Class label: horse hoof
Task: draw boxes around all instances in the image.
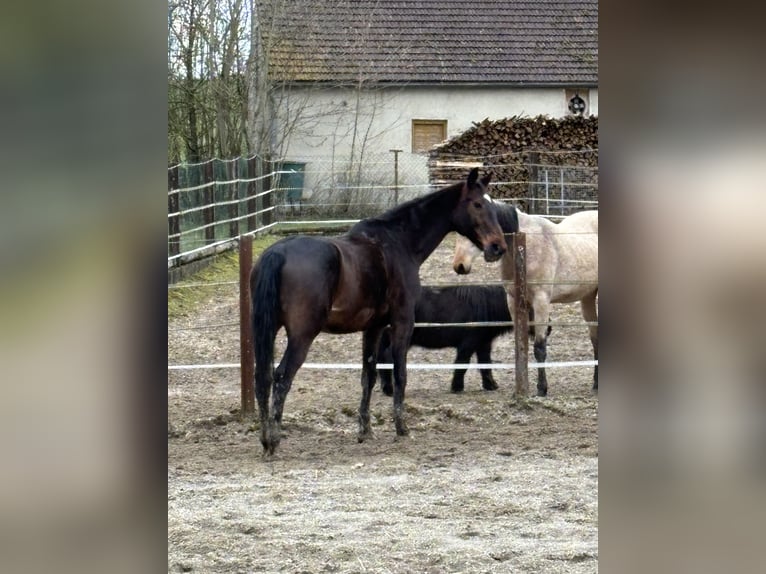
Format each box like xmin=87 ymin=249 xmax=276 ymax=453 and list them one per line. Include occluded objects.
xmin=260 ymin=430 xmax=270 ymax=452
xmin=450 ymin=378 xmax=465 ymax=393
xmin=357 ymin=425 xmax=373 ymax=443
xmin=357 ymin=431 xmax=372 ymax=443
xmin=261 ymin=422 xmax=281 ymax=455
xmin=260 ymin=439 xmax=278 ymax=458
xmin=482 ymin=381 xmax=499 ymax=391
xmin=381 ymin=385 xmax=393 ymax=397
xmin=537 ymin=388 xmax=548 ymax=397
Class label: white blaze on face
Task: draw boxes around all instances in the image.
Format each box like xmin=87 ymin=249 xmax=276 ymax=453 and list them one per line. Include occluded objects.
xmin=483 ymin=193 xmax=494 ymax=203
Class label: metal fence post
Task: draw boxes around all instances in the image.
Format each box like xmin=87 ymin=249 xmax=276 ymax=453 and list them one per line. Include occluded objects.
xmin=239 ymin=234 xmax=255 ymax=419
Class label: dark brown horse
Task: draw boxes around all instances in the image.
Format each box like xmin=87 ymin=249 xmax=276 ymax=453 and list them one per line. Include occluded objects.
xmin=251 ymin=169 xmax=507 ymax=455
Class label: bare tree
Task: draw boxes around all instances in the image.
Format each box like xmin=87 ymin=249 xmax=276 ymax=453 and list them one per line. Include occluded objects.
xmin=245 ymin=0 xmax=273 ymax=157
xmin=246 ymin=2 xmax=412 ymax=168
xmin=168 ymin=0 xmax=417 ymax=182
xmin=168 ymin=0 xmax=251 ymax=163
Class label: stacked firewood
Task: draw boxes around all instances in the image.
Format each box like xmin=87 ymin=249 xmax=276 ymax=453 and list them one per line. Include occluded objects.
xmin=428 ymin=115 xmax=598 ymax=202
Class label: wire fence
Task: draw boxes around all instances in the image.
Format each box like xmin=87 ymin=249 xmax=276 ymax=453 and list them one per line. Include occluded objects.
xmin=167 ymin=234 xmax=598 ymax=427
xmin=168 ymin=238 xmax=598 ymax=368
xmin=428 ymin=149 xmax=598 ymax=216
xmin=168 ymin=156 xmax=599 ymax=411
xmin=168 ymin=150 xmax=598 ymax=267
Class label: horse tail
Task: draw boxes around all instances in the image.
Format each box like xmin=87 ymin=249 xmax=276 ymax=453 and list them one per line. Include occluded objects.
xmin=252 ymin=249 xmax=285 ymax=406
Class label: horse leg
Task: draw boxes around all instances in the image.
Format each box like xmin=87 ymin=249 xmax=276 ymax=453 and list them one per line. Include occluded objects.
xmin=450 ymin=345 xmax=472 ymax=393
xmin=255 ymin=365 xmax=272 ymax=453
xmin=531 ymin=293 xmax=552 ymax=397
xmin=389 ymin=318 xmax=414 ymax=437
xmin=266 ymin=333 xmax=316 ymax=455
xmin=476 ymin=340 xmax=498 ymax=391
xmin=581 ymin=292 xmax=599 ymax=392
xmin=507 ymin=289 xmax=544 ymax=394
xmin=358 ymin=327 xmax=383 ymax=442
xmin=506 ymin=289 xmax=525 ymax=387
xmin=379 ymin=374 xmax=393 ymax=397
xmin=377 ymin=329 xmax=394 ymax=397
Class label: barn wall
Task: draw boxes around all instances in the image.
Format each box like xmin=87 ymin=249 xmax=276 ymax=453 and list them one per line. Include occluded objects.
xmin=273 ymin=85 xmax=598 ymax=202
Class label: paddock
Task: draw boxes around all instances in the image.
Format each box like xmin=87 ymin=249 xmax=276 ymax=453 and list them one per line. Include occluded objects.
xmin=168 ymin=235 xmax=598 ymax=573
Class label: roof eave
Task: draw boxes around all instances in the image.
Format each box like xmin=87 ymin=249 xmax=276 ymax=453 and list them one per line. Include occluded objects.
xmin=271 ymin=79 xmax=599 ymax=89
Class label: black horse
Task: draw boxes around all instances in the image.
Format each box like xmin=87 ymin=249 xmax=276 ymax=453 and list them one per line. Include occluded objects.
xmin=376 ymin=285 xmax=513 ymax=394
xmin=251 ymin=169 xmax=507 ymax=455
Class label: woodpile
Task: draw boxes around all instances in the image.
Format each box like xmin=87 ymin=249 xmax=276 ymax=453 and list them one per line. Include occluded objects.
xmin=428 ymin=115 xmax=598 ymax=206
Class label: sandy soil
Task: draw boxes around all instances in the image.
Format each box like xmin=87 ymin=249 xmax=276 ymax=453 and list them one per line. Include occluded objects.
xmin=168 ymin=235 xmax=598 ymax=573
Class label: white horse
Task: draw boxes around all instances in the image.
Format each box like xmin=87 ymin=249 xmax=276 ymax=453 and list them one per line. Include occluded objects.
xmin=453 ymin=203 xmax=598 ymax=396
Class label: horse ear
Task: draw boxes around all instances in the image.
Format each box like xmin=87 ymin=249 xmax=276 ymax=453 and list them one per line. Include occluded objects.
xmin=466 ymin=168 xmax=479 ymax=187
xmin=480 ymin=173 xmax=492 ymax=186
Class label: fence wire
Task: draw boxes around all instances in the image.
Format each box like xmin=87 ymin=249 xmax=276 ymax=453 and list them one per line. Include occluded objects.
xmin=168 ymin=150 xmax=598 ymax=264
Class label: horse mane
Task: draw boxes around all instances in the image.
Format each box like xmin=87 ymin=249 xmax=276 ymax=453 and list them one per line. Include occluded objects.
xmin=492 ymin=201 xmax=519 ymax=233
xmin=451 ymin=285 xmax=509 ymax=321
xmin=355 ymin=181 xmax=462 ymax=232
xmin=497 ymin=201 xmax=559 ymax=234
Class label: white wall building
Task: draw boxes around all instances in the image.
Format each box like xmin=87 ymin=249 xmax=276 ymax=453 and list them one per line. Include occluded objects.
xmin=261 ymin=0 xmax=598 ymax=205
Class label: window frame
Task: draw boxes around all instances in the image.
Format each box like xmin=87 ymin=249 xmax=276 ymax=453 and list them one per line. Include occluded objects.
xmin=411 ymin=119 xmax=448 ymax=154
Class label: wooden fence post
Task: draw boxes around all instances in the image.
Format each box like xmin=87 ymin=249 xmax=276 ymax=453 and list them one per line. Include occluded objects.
xmin=527 ymin=152 xmax=539 ymax=214
xmin=512 ymin=232 xmax=529 ymax=402
xmin=390 ymin=148 xmax=402 ymax=206
xmin=262 ymin=158 xmax=273 ymax=227
xmin=229 ymin=159 xmax=239 ymax=240
xmin=239 ymin=234 xmax=255 ymax=419
xmin=247 ymin=156 xmax=257 ymax=232
xmin=168 ymin=165 xmax=180 ymax=258
xmin=203 ymin=160 xmax=215 ymax=244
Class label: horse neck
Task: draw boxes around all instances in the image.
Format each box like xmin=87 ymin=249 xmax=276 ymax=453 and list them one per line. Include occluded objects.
xmin=516 ymin=209 xmax=552 ymax=233
xmin=495 ymin=202 xmax=519 ymax=233
xmin=378 ymin=185 xmax=460 ymax=264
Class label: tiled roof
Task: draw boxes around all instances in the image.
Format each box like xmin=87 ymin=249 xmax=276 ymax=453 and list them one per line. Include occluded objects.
xmin=261 ymin=0 xmax=597 ymax=85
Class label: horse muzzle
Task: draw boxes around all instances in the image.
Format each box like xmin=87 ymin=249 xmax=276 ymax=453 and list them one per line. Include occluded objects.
xmin=483 ymin=241 xmax=506 ymax=262
xmin=454 ymin=262 xmax=470 ymax=274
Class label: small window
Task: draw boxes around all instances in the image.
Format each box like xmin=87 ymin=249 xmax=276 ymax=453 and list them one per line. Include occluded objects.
xmin=412 ymin=119 xmax=447 ymax=153
xmin=566 ymin=89 xmax=589 ymax=116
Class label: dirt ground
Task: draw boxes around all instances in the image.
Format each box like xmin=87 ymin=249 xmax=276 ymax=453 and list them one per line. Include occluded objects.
xmin=168 ymin=235 xmax=598 ymax=573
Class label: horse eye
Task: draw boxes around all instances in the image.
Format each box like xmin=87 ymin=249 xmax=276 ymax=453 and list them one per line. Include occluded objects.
xmin=473 ymin=201 xmax=483 ymax=209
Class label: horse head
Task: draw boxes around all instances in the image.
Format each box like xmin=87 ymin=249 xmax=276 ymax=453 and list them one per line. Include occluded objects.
xmin=453 ymin=233 xmax=482 ymax=274
xmin=451 ymin=168 xmax=507 ymax=262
